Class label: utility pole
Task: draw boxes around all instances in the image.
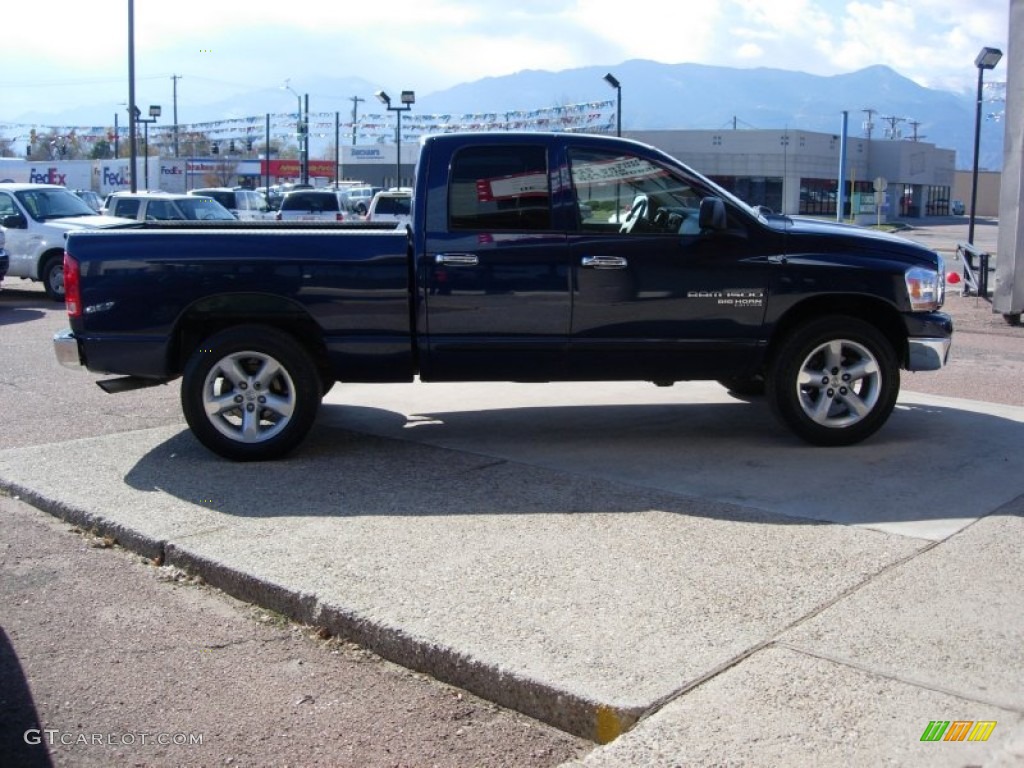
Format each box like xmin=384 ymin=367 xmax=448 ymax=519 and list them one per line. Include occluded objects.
xmin=171 ymin=74 xmax=182 ymax=157
xmin=880 ymin=115 xmax=906 ymax=140
xmin=862 ymin=108 xmax=876 ymax=140
xmin=350 ymin=95 xmax=364 ymax=145
xmin=908 ymin=120 xmax=925 ymax=142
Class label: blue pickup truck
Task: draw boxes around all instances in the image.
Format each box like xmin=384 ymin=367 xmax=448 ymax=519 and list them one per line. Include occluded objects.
xmin=54 ymin=132 xmax=952 ymax=460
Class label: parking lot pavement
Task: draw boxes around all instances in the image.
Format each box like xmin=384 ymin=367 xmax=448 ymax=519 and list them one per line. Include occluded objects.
xmin=2 ymin=218 xmax=1023 ymax=764
xmin=2 ymin=373 xmax=1023 ymax=764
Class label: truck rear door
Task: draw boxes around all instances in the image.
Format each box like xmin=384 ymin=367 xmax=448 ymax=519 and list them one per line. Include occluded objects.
xmin=417 ymin=138 xmax=570 ymax=381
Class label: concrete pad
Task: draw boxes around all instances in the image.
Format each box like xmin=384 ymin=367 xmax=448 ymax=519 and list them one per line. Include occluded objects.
xmin=781 ymin=510 xmax=1024 ymax=712
xmin=324 ymin=381 xmax=1024 ymax=540
xmin=0 ymin=423 xmax=921 ymax=740
xmin=567 ymin=646 xmax=1023 ymax=767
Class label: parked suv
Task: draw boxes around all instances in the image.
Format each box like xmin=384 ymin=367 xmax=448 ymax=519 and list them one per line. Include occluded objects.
xmin=0 ymin=226 xmax=8 ymax=290
xmin=337 ymin=186 xmax=374 ymax=215
xmin=365 ymin=188 xmax=412 ymax=226
xmin=275 ymin=189 xmax=345 ymax=221
xmin=105 ymin=191 xmax=235 ymax=221
xmin=189 ymin=187 xmax=272 ymax=220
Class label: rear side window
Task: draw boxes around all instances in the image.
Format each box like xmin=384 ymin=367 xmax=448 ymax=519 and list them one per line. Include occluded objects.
xmin=376 ymin=196 xmax=411 ymax=216
xmin=112 ymin=199 xmax=141 ymax=218
xmin=449 ymin=145 xmax=550 ymax=231
xmin=282 ymin=192 xmax=339 ymax=212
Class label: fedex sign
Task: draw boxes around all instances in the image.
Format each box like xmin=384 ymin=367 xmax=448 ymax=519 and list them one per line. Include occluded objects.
xmin=29 ymin=167 xmax=67 ymax=185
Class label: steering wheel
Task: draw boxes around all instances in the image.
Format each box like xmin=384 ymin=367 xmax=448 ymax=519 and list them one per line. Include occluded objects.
xmin=619 ymin=197 xmax=647 ymax=234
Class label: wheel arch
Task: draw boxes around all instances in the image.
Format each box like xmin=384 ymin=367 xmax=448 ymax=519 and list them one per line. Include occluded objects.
xmin=169 ymin=293 xmax=332 ymax=382
xmin=37 ymin=246 xmax=65 ymax=279
xmin=767 ymin=295 xmax=907 ymax=369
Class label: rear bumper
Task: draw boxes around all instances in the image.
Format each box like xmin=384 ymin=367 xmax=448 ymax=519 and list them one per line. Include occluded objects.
xmin=53 ymin=328 xmax=84 ymax=370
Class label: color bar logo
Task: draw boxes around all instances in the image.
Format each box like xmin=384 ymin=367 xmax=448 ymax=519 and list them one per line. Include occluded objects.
xmin=921 ymin=720 xmax=997 ymax=742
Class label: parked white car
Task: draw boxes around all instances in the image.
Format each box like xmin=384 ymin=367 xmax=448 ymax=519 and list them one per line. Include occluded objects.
xmin=365 ymin=188 xmax=412 ymax=226
xmin=0 ymin=183 xmax=133 ymax=300
xmin=189 ymin=187 xmax=273 ymax=220
xmin=275 ymin=189 xmax=346 ymax=221
xmin=104 ymin=191 xmax=236 ymax=222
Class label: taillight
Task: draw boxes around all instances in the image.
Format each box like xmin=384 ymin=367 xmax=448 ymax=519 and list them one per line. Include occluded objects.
xmin=336 ymin=212 xmax=344 ymax=221
xmin=275 ymin=211 xmax=282 ymax=221
xmin=64 ymin=252 xmax=81 ymax=319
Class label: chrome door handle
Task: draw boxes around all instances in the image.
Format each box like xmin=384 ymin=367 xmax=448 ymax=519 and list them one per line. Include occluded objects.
xmin=581 ymin=255 xmax=628 ymax=270
xmin=435 ymin=253 xmax=479 ymax=267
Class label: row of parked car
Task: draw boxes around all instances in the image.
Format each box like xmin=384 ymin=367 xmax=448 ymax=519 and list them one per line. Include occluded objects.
xmin=87 ymin=186 xmax=412 ymax=226
xmin=0 ymin=181 xmax=412 ymax=300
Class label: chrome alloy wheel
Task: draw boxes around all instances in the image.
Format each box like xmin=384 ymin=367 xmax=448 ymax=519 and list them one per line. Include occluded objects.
xmin=202 ymin=350 xmax=296 ymax=443
xmin=795 ymin=338 xmax=881 ymax=429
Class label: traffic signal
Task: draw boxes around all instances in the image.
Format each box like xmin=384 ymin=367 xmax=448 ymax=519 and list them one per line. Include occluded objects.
xmin=229 ymin=140 xmax=236 ymax=153
xmin=26 ymin=144 xmax=30 ymax=157
xmin=211 ymin=142 xmax=219 ymax=155
xmin=246 ymin=138 xmax=253 ymax=152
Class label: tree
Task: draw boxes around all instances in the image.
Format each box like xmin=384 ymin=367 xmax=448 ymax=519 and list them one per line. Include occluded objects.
xmin=204 ymin=160 xmax=239 ymax=187
xmin=90 ymin=140 xmax=114 ymax=160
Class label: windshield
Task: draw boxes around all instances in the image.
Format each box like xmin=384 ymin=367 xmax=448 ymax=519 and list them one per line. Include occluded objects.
xmin=15 ymin=187 xmax=97 ymax=221
xmin=176 ymin=197 xmax=236 ymax=220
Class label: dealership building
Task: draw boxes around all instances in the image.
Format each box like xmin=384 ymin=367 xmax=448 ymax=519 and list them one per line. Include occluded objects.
xmin=337 ymin=128 xmax=960 ymax=222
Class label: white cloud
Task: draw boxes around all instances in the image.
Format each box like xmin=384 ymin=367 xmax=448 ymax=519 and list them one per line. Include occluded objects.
xmin=0 ymin=0 xmax=1010 ymax=122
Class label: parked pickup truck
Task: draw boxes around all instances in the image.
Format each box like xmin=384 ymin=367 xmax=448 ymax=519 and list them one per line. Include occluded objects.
xmin=0 ymin=183 xmax=133 ymax=300
xmin=54 ymin=132 xmax=952 ymax=461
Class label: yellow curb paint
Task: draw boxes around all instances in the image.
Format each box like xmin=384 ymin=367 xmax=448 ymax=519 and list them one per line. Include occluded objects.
xmin=595 ymin=705 xmax=624 ymax=744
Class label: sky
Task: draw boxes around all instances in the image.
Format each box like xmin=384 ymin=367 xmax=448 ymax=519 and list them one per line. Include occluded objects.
xmin=0 ymin=0 xmax=1011 ymax=125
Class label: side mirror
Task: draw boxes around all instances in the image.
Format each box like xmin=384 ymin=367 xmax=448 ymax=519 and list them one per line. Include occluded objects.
xmin=1 ymin=212 xmax=27 ymax=229
xmin=698 ymin=197 xmax=726 ymax=231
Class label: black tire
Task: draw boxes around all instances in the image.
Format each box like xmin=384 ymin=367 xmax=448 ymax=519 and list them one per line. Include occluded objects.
xmin=718 ymin=375 xmax=765 ymax=397
xmin=181 ymin=325 xmax=321 ymax=461
xmin=41 ymin=252 xmax=65 ymax=302
xmin=767 ymin=316 xmax=899 ymax=446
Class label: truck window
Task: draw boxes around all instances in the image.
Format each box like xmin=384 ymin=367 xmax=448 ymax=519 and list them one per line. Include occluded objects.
xmin=113 ymin=199 xmax=141 ymax=219
xmin=448 ymin=145 xmax=550 ymax=231
xmin=568 ymin=148 xmax=704 ymax=235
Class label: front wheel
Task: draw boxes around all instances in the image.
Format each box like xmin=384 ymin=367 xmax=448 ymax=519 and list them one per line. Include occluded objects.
xmin=42 ymin=253 xmax=65 ymax=301
xmin=181 ymin=326 xmax=322 ymax=461
xmin=767 ymin=316 xmax=899 ymax=446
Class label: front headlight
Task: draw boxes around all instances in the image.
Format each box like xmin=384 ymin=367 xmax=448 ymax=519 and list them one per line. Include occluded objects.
xmin=905 ymin=255 xmax=944 ymax=311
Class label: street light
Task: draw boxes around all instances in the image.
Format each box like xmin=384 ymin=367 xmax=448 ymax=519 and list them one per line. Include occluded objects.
xmin=134 ymin=104 xmax=161 ymax=189
xmin=603 ymin=72 xmax=621 ymax=137
xmin=376 ymin=89 xmax=414 ymax=186
xmin=282 ymin=80 xmax=308 ymax=185
xmin=968 ymin=46 xmax=1002 ymax=245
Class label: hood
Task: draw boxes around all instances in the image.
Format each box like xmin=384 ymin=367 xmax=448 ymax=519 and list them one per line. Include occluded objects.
xmin=47 ymin=215 xmax=136 ymax=231
xmin=776 ymin=215 xmax=937 ymax=267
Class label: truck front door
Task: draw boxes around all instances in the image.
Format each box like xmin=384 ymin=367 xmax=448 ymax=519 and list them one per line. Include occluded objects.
xmin=565 ymin=144 xmax=777 ymax=381
xmin=419 ymin=141 xmax=570 ymax=381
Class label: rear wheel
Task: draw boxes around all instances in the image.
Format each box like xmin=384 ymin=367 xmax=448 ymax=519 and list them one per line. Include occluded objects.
xmin=181 ymin=326 xmax=321 ymax=461
xmin=42 ymin=253 xmax=65 ymax=302
xmin=767 ymin=316 xmax=899 ymax=446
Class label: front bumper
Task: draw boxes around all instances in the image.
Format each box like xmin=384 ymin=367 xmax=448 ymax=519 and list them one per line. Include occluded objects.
xmin=904 ymin=311 xmax=953 ymax=371
xmin=53 ymin=328 xmax=84 ymax=370
xmin=907 ymin=337 xmax=951 ymax=371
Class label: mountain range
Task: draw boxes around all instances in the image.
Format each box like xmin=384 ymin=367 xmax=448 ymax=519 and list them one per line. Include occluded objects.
xmin=12 ymin=60 xmax=1004 ymax=170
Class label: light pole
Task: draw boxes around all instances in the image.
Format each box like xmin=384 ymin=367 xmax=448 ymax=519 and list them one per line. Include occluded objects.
xmin=135 ymin=104 xmax=160 ymax=190
xmin=376 ymin=89 xmax=414 ymax=187
xmin=283 ymin=80 xmax=307 ymax=184
xmin=969 ymin=46 xmax=1003 ymax=245
xmin=603 ymin=72 xmax=621 ymax=136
